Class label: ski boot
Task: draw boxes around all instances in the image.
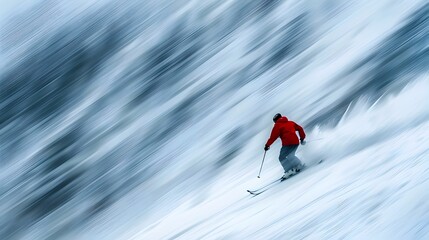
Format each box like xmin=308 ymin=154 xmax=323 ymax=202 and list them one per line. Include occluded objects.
xmin=281 ymin=168 xmax=298 ymax=181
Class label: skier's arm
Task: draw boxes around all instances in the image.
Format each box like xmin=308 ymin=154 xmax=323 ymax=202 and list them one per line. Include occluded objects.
xmin=294 ymin=122 xmax=306 ymax=140
xmin=265 ymin=125 xmax=280 ymax=147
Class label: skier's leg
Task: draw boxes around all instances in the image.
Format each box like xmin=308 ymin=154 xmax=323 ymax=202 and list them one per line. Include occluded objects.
xmin=287 ymin=145 xmax=303 ymax=169
xmin=278 ymin=146 xmax=295 ymax=172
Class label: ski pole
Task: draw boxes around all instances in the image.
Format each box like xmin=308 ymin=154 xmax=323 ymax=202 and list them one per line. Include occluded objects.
xmin=305 ymin=138 xmax=324 ymax=143
xmin=257 ymin=150 xmax=267 ymax=178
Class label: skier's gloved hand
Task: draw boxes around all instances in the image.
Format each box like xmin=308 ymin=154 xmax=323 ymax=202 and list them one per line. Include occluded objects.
xmin=264 ymin=145 xmax=270 ymax=151
xmin=300 ymin=139 xmax=306 ymax=145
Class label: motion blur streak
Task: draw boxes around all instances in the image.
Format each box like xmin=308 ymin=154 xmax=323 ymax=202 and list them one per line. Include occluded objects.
xmin=1 ymin=0 xmax=428 ymax=239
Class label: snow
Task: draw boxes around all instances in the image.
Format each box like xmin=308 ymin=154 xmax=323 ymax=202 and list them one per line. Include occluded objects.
xmin=133 ymin=78 xmax=429 ymax=239
xmin=1 ymin=0 xmax=429 ymax=239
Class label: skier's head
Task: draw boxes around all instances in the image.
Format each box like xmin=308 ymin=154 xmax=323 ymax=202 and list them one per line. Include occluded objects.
xmin=273 ymin=113 xmax=282 ymax=123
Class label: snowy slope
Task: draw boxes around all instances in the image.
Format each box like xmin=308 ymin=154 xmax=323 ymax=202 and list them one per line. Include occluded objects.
xmin=1 ymin=0 xmax=429 ymax=239
xmin=129 ymin=78 xmax=429 ymax=240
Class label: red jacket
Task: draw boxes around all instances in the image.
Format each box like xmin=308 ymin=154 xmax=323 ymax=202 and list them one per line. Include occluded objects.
xmin=265 ymin=116 xmax=305 ymax=146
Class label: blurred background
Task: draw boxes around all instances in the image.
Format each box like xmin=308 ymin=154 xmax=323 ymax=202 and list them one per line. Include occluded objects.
xmin=1 ymin=0 xmax=429 ymax=239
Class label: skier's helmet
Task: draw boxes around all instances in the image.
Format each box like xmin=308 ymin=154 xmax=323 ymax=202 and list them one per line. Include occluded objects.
xmin=273 ymin=113 xmax=282 ymax=123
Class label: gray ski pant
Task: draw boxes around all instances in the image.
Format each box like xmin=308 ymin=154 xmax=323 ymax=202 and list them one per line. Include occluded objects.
xmin=279 ymin=145 xmax=302 ymax=172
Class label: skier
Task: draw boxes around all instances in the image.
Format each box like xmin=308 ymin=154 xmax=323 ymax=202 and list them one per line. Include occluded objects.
xmin=264 ymin=113 xmax=306 ymax=180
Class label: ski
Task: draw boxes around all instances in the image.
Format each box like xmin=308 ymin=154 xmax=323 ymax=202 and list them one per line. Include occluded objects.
xmin=247 ymin=189 xmax=261 ymax=195
xmin=247 ymin=178 xmax=282 ymax=195
xmin=247 ymin=160 xmax=324 ymax=196
xmin=246 ymin=173 xmax=301 ymax=196
xmin=247 ymin=189 xmax=266 ymax=196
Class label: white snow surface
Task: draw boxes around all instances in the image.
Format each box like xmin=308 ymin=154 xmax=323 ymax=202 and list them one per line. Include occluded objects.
xmin=129 ymin=78 xmax=429 ymax=240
